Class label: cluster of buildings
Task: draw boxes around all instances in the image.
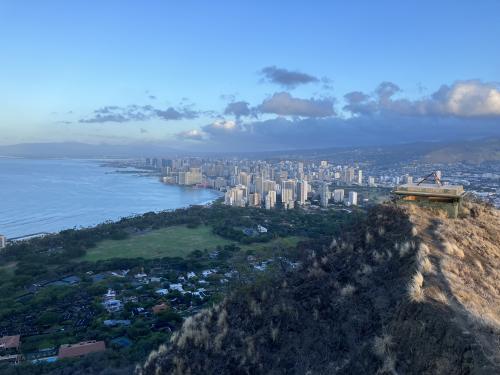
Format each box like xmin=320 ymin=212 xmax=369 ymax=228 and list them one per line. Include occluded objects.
xmin=144 ymin=158 xmax=374 ymax=209
xmin=224 ymin=178 xmax=308 ymax=209
xmin=136 ymin=157 xmax=500 ymax=211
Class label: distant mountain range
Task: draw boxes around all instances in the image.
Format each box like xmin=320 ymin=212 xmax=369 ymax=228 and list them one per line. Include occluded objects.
xmin=0 ymin=138 xmax=499 ymax=163
xmin=422 ymin=138 xmax=500 ymax=164
xmin=0 ymin=142 xmax=181 ymax=158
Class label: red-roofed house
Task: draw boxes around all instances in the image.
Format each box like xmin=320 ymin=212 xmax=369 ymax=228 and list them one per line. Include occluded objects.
xmin=0 ymin=335 xmax=20 ymax=353
xmin=58 ymin=340 xmax=106 ymax=359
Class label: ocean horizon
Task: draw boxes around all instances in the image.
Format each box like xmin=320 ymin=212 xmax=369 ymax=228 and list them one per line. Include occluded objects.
xmin=0 ymin=158 xmax=221 ymax=238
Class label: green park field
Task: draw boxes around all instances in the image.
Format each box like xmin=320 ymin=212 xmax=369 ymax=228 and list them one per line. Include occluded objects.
xmin=81 ymin=225 xmax=232 ymax=261
xmin=81 ymin=224 xmax=305 ymax=262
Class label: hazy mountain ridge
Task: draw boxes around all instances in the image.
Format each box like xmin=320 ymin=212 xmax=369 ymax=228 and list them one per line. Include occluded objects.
xmin=2 ymin=138 xmax=498 ymax=164
xmin=0 ymin=142 xmax=180 ymax=158
xmin=139 ymin=200 xmax=500 ymax=374
xmin=423 ymin=138 xmax=500 ymax=164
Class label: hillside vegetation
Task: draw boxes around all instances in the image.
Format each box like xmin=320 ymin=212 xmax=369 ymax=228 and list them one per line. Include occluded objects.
xmin=423 ymin=138 xmax=500 ymax=164
xmin=139 ymin=199 xmax=500 ymax=374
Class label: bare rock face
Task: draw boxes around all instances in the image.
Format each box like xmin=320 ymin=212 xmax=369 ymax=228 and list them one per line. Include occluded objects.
xmin=139 ymin=200 xmax=500 ymax=375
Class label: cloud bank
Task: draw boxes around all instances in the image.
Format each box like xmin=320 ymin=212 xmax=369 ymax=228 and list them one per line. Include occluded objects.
xmin=74 ymin=72 xmax=500 ymax=151
xmin=80 ymin=104 xmax=198 ymax=123
xmin=177 ymin=80 xmax=500 ymax=151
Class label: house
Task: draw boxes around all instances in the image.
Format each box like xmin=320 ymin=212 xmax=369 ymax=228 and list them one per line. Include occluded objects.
xmin=187 ymin=272 xmax=196 ymax=279
xmin=103 ymin=299 xmax=123 ymax=312
xmin=169 ymin=283 xmax=184 ymax=293
xmin=201 ymin=269 xmax=216 ymax=277
xmin=58 ymin=340 xmax=106 ymax=359
xmin=104 ymin=289 xmax=116 ymax=300
xmin=257 ymin=225 xmax=268 ymax=233
xmin=155 ymin=288 xmax=169 ymax=296
xmin=0 ymin=335 xmax=20 ymax=354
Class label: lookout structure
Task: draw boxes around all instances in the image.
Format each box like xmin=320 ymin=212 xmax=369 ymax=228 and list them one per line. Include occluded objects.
xmin=393 ymin=173 xmax=465 ymax=218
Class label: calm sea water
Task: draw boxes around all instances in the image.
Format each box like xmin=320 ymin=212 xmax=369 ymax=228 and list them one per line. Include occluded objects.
xmin=0 ymin=158 xmax=221 ymax=238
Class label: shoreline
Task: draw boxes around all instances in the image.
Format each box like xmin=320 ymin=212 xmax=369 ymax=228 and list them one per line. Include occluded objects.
xmin=0 ymin=159 xmax=223 ymax=240
xmin=6 ymin=195 xmax=224 ymax=242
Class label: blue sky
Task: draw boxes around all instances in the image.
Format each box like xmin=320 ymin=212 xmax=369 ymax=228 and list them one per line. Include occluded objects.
xmin=1 ymin=1 xmax=499 ymax=150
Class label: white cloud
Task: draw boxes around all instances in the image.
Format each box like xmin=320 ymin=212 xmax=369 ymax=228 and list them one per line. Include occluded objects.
xmin=433 ymin=80 xmax=500 ymax=116
xmin=344 ymin=80 xmax=500 ymax=118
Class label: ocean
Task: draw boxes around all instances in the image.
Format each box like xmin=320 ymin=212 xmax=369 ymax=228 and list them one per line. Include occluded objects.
xmin=0 ymin=158 xmax=221 ymax=238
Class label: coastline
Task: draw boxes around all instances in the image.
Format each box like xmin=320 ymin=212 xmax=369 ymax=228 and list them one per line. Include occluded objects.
xmin=0 ymin=158 xmax=222 ymax=239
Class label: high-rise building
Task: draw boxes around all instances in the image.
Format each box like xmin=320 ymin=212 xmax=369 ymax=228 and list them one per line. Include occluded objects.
xmin=178 ymin=168 xmax=202 ymax=185
xmin=239 ymin=172 xmax=250 ymax=187
xmin=320 ymin=183 xmax=330 ymax=208
xmin=263 ymin=180 xmax=276 ymax=196
xmin=357 ymin=170 xmax=363 ymax=185
xmin=265 ymin=190 xmax=277 ymax=209
xmin=254 ymin=175 xmax=264 ymax=195
xmin=281 ymin=188 xmax=294 ymax=204
xmin=0 ymin=235 xmax=6 ymax=249
xmin=297 ymin=180 xmax=308 ymax=205
xmin=248 ymin=193 xmax=261 ymax=207
xmin=224 ymin=185 xmax=247 ymax=207
xmin=188 ymin=168 xmax=202 ymax=185
xmin=333 ymin=189 xmax=344 ymax=203
xmin=346 ymin=167 xmax=355 ymax=184
xmin=368 ymin=176 xmax=376 ymax=186
xmin=348 ymin=191 xmax=358 ymax=206
xmin=297 ymin=162 xmax=304 ymax=174
xmin=281 ymin=179 xmax=296 ymax=201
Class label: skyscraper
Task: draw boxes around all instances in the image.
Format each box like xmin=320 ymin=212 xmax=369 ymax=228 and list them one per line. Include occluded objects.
xmin=348 ymin=191 xmax=358 ymax=206
xmin=281 ymin=179 xmax=296 ymax=203
xmin=320 ymin=183 xmax=330 ymax=208
xmin=297 ymin=180 xmax=308 ymax=205
xmin=333 ymin=189 xmax=344 ymax=203
xmin=265 ymin=190 xmax=277 ymax=209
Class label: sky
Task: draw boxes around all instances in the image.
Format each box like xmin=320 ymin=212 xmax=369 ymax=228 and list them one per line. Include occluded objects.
xmin=1 ymin=1 xmax=500 ymax=151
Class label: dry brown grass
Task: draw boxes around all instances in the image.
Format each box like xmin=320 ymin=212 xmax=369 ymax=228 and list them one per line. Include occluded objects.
xmin=408 ymin=271 xmax=425 ymax=302
xmin=404 ymin=199 xmax=500 ymax=365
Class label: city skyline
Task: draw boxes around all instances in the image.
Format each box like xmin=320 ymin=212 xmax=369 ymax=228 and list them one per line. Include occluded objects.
xmin=1 ymin=1 xmax=500 ymax=151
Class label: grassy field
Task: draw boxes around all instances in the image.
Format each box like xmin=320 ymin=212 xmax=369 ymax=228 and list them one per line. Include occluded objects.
xmin=81 ymin=225 xmax=232 ymax=261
